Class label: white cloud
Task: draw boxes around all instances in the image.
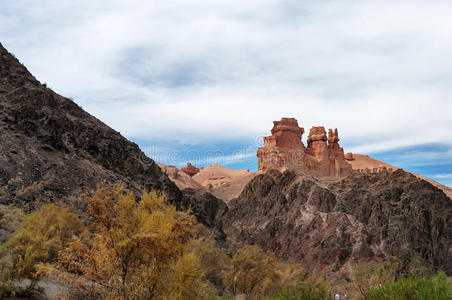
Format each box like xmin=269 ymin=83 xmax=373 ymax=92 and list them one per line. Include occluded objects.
xmin=431 ymin=174 xmax=452 ymax=179
xmin=430 ymin=174 xmax=452 ymax=187
xmin=1 ymin=0 xmax=452 ymax=158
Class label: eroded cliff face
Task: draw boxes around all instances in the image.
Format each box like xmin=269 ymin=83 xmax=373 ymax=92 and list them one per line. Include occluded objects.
xmin=222 ymin=169 xmax=452 ymax=275
xmin=257 ymin=118 xmax=352 ymax=177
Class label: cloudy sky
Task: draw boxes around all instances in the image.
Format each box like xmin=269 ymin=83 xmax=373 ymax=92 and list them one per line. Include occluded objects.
xmin=1 ymin=1 xmax=451 ymax=185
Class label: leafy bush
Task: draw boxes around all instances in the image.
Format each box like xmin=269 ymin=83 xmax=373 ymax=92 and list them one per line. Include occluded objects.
xmin=52 ymin=184 xmax=213 ymax=299
xmin=0 ymin=203 xmax=85 ymax=297
xmin=368 ymin=272 xmax=452 ymax=300
xmin=187 ymin=226 xmax=230 ymax=292
xmin=222 ymin=245 xmax=328 ymax=299
xmin=351 ymin=259 xmax=398 ymax=299
xmin=223 ymin=245 xmax=281 ymax=298
xmin=272 ymin=284 xmax=331 ymax=300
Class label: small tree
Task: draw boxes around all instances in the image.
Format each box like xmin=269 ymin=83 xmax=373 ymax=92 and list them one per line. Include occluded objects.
xmin=54 ymin=184 xmax=212 ymax=299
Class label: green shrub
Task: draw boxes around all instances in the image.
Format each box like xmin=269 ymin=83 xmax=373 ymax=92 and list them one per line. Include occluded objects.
xmin=368 ymin=272 xmax=452 ymax=300
xmin=351 ymin=259 xmax=398 ymax=299
xmin=271 ymin=284 xmax=330 ymax=300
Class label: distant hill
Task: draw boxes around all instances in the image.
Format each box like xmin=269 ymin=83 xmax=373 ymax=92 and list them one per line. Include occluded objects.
xmin=159 ymin=163 xmax=256 ymax=202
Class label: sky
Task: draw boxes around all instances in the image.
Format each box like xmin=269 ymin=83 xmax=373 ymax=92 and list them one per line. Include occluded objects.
xmin=0 ymin=0 xmax=451 ymax=186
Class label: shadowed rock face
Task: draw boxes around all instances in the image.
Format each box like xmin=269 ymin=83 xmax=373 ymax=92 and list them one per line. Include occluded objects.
xmin=257 ymin=118 xmax=352 ymax=177
xmin=0 ymin=42 xmax=227 ymax=239
xmin=222 ymin=169 xmax=452 ymax=274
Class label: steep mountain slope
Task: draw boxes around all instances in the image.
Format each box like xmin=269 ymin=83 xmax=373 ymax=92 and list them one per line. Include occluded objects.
xmin=0 ymin=42 xmax=183 ymax=210
xmin=222 ymin=169 xmax=452 ymax=274
xmin=0 ymin=42 xmax=226 ymax=237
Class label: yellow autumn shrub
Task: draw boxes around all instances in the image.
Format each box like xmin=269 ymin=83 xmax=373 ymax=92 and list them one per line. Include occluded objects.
xmin=186 ymin=227 xmax=230 ymax=292
xmin=223 ymin=245 xmax=282 ymax=298
xmin=54 ymin=184 xmax=213 ymax=300
xmin=0 ymin=203 xmax=85 ymax=296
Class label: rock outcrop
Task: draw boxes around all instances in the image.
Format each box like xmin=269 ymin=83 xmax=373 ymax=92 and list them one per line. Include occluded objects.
xmin=181 ymin=162 xmax=200 ymax=177
xmin=257 ymin=118 xmax=352 ymax=177
xmin=344 ymin=152 xmax=354 ymax=161
xmin=222 ymin=169 xmax=452 ymax=275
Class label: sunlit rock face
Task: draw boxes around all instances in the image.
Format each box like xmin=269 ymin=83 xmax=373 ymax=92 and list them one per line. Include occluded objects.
xmin=257 ymin=118 xmax=352 ymax=177
xmin=181 ymin=162 xmax=200 ymax=177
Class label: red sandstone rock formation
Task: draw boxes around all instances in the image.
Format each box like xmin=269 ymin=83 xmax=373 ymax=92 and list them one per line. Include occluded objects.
xmin=306 ymin=126 xmax=328 ymax=159
xmin=181 ymin=162 xmax=200 ymax=177
xmin=344 ymin=152 xmax=354 ymax=161
xmin=328 ymin=128 xmax=339 ymax=143
xmin=257 ymin=118 xmax=305 ymax=172
xmin=257 ymin=118 xmax=352 ymax=177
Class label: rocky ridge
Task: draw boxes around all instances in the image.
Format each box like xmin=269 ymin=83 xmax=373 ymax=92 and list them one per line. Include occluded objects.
xmin=222 ymin=169 xmax=452 ymax=275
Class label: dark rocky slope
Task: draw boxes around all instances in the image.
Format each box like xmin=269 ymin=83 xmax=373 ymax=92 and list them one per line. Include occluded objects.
xmin=0 ymin=42 xmax=225 ymax=235
xmin=222 ymin=169 xmax=452 ymax=274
